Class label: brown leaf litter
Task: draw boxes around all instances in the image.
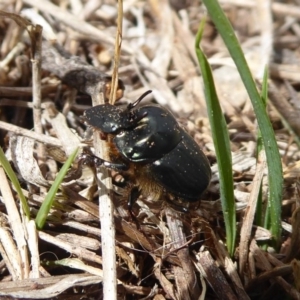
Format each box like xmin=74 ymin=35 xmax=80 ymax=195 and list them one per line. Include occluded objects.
xmin=0 ymin=1 xmax=300 ymax=299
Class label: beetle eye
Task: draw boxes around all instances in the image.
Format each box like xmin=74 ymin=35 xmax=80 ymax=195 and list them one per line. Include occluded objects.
xmin=111 ymin=125 xmax=118 ymax=132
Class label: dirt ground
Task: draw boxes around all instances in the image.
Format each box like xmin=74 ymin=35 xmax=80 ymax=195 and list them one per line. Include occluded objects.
xmin=0 ymin=0 xmax=300 ymax=299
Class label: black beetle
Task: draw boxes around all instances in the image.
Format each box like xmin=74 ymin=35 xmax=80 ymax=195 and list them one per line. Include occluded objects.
xmin=83 ymin=90 xmax=211 ymax=212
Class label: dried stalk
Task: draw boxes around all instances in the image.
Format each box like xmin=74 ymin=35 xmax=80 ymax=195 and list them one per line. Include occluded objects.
xmin=31 ymin=24 xmax=45 ymax=164
xmin=101 ymin=1 xmax=124 ymax=298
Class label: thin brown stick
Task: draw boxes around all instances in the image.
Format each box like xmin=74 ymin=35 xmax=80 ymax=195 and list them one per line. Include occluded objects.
xmin=0 ymin=121 xmax=62 ymax=146
xmin=31 ymin=25 xmax=45 ymax=165
xmin=109 ymin=0 xmax=123 ymax=105
xmin=101 ymin=2 xmax=123 ymax=298
xmin=239 ymin=151 xmax=267 ymax=274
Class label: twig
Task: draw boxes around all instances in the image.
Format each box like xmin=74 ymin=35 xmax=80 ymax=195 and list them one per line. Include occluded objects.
xmin=239 ymin=151 xmax=266 ymax=274
xmin=0 ymin=121 xmax=62 ymax=147
xmin=38 ymin=231 xmax=103 ymax=264
xmin=31 ymin=25 xmax=45 ymax=164
xmin=100 ymin=1 xmax=124 ymax=299
xmin=109 ymin=0 xmax=123 ymax=105
xmin=90 ymin=86 xmax=116 ymax=299
xmin=0 ymin=274 xmax=102 ymax=299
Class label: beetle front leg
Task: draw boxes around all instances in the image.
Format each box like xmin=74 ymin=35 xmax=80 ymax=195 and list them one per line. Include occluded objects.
xmin=79 ymin=153 xmax=129 ymax=171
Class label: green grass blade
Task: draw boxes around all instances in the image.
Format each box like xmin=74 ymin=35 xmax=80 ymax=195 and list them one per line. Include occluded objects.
xmin=195 ymin=19 xmax=236 ymax=255
xmin=260 ymin=68 xmax=269 ymax=108
xmin=202 ymin=0 xmax=283 ymax=245
xmin=35 ymin=148 xmax=79 ymax=230
xmin=0 ymin=147 xmax=30 ymax=218
xmin=255 ymin=68 xmax=268 ymax=227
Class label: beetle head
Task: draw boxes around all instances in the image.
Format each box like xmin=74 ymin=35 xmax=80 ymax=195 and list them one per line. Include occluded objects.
xmin=84 ymin=90 xmax=152 ymax=134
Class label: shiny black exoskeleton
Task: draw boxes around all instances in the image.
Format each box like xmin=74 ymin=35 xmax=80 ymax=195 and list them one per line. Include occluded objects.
xmin=84 ymin=90 xmax=211 ymax=212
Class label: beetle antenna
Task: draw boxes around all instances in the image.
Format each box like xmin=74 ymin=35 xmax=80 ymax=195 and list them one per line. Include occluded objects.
xmin=127 ymin=90 xmax=152 ymax=111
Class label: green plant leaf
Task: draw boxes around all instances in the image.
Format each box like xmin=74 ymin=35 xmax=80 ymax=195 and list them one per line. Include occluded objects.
xmin=255 ymin=67 xmax=268 ymax=227
xmin=35 ymin=147 xmax=79 ymax=230
xmin=195 ymin=19 xmax=236 ymax=256
xmin=0 ymin=146 xmax=30 ymax=218
xmin=202 ymin=0 xmax=283 ymax=245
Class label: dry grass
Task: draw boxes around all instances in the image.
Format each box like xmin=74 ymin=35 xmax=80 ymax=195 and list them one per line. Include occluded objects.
xmin=0 ymin=0 xmax=300 ymax=299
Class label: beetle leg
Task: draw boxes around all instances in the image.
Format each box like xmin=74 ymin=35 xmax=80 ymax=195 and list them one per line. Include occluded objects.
xmin=127 ymin=186 xmax=141 ymax=227
xmin=80 ymin=153 xmax=129 ymax=171
xmin=128 ymin=186 xmax=140 ymax=211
